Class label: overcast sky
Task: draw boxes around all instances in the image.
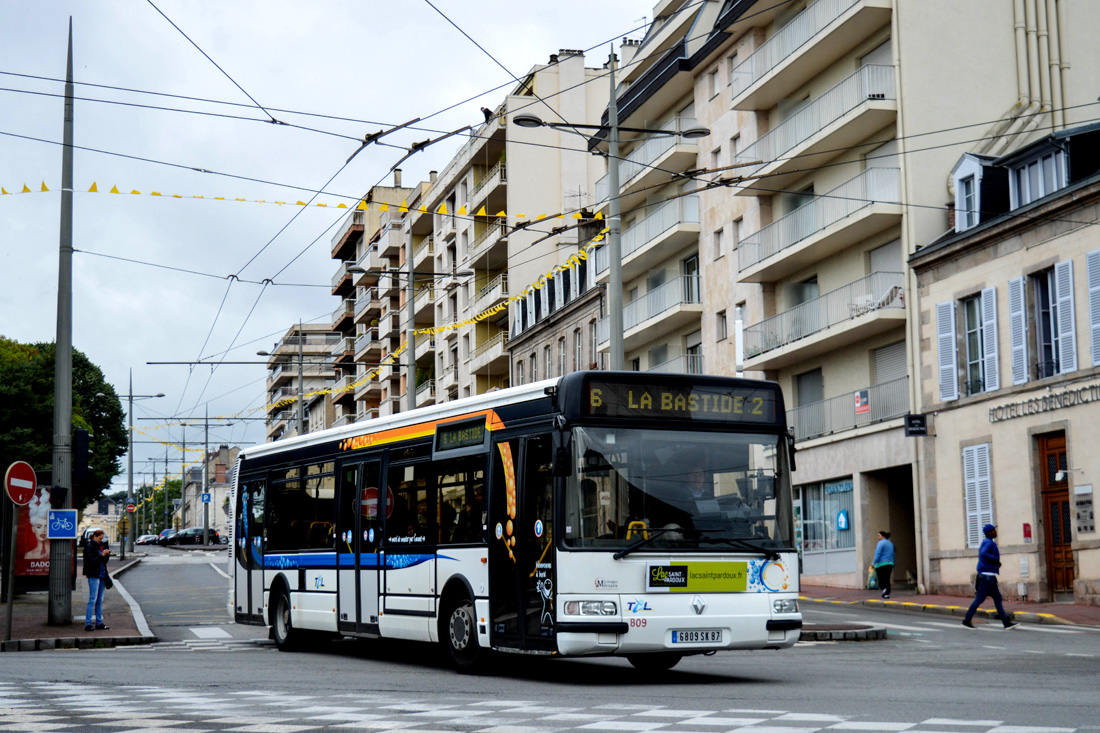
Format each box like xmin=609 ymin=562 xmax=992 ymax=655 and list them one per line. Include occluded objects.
xmin=0 ymin=0 xmax=648 ymax=495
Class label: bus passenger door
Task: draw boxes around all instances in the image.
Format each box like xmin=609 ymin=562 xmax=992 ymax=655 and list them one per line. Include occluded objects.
xmin=336 ymin=460 xmax=382 ymax=635
xmin=234 ymin=477 xmax=265 ymax=624
xmin=488 ymin=434 xmax=555 ymax=651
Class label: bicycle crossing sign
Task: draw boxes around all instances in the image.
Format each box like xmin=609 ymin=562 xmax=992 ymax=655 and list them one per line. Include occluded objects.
xmin=47 ymin=509 xmax=78 ymax=539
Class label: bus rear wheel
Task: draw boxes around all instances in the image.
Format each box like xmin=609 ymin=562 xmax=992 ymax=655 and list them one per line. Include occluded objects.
xmin=272 ymin=590 xmax=302 ymax=651
xmin=627 ymin=652 xmax=682 ymax=671
xmin=443 ymin=598 xmax=483 ymax=672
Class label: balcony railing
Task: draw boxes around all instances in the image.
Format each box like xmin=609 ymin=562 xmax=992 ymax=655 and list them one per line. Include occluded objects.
xmin=332 ymin=300 xmax=353 ymax=324
xmin=413 ymin=236 xmax=434 ymax=261
xmin=735 ymin=65 xmax=894 ymax=177
xmin=270 ymin=386 xmax=297 ymax=403
xmin=414 ymin=287 xmax=435 ymax=312
xmin=730 ymin=0 xmax=861 ymax=99
xmin=331 ymin=412 xmax=355 ymax=428
xmin=355 ymin=408 xmax=378 ymax=423
xmin=416 ymin=379 xmax=435 ymax=398
xmin=333 ymin=374 xmax=355 ymax=396
xmin=472 ymin=332 xmax=508 ymax=360
xmin=739 ymin=167 xmax=900 ymax=271
xmin=744 ymin=271 xmax=904 ymax=358
xmin=595 ymin=196 xmax=699 ymax=274
xmin=471 ymin=162 xmax=506 ymax=199
xmin=354 ymin=329 xmax=379 ymax=355
xmin=330 ymin=261 xmax=350 ymax=290
xmin=648 ymin=353 xmax=704 ymax=375
xmin=475 ymin=273 xmax=508 ymax=304
xmin=598 ymin=275 xmax=700 ymax=343
xmin=470 ymin=218 xmax=506 ymax=256
xmin=329 ymin=336 xmax=354 ymax=357
xmin=596 ymin=117 xmax=699 ymax=202
xmin=788 ymin=376 xmax=907 ymax=441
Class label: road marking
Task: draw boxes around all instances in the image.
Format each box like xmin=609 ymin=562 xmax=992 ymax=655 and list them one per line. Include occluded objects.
xmin=989 ymin=727 xmax=1075 ymax=733
xmin=982 ymin=645 xmax=1007 ymax=650
xmin=866 ymin=621 xmax=932 ymax=632
xmin=922 ymin=719 xmax=1003 ymax=726
xmin=209 ymin=562 xmax=230 ymax=579
xmin=1015 ymin=625 xmax=1086 ymax=634
xmin=922 ymin=621 xmax=973 ymax=629
xmin=190 ymin=626 xmax=232 ymax=639
xmin=829 ymin=723 xmax=914 ymax=731
xmin=1066 ymin=653 xmax=1094 ymax=657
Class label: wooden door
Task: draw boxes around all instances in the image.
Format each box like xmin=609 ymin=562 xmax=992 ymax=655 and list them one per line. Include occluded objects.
xmin=1039 ymin=434 xmax=1074 ymax=594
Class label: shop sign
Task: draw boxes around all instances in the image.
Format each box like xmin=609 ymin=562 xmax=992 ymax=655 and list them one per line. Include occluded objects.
xmin=988 ymin=381 xmax=1100 ymax=423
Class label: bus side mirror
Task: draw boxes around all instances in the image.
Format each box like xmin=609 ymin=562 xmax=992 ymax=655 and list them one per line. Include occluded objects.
xmin=552 ymin=429 xmax=572 ymax=477
xmin=786 ymin=429 xmax=797 ymax=472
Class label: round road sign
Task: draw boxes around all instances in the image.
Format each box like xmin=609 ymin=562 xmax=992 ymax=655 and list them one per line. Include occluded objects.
xmin=4 ymin=461 xmax=37 ymax=506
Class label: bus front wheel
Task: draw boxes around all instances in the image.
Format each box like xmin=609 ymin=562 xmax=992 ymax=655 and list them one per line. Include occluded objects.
xmin=273 ymin=590 xmax=302 ymax=651
xmin=443 ymin=598 xmax=483 ymax=672
xmin=627 ymin=652 xmax=682 ymax=671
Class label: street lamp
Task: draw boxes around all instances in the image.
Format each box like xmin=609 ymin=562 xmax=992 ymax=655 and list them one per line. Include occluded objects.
xmin=348 ymin=266 xmax=473 ymax=412
xmin=125 ymin=370 xmax=164 ymax=556
xmin=513 ymin=66 xmax=709 ymax=371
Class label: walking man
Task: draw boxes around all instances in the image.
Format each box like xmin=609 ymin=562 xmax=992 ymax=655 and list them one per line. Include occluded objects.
xmin=962 ymin=524 xmax=1020 ymax=630
xmin=872 ymin=530 xmax=895 ymax=599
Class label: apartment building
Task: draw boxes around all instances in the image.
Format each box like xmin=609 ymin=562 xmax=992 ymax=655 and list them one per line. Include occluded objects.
xmin=262 ymin=323 xmax=340 ymax=441
xmin=600 ymin=0 xmax=1098 ymax=589
xmin=912 ymin=123 xmax=1100 ymax=604
xmin=330 ymin=181 xmax=413 ymax=426
xmin=178 ymin=444 xmax=240 ymax=538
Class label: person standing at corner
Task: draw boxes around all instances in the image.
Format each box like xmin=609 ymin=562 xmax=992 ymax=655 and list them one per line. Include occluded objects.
xmin=82 ymin=529 xmax=111 ymax=632
xmin=872 ymin=531 xmax=895 ymax=599
xmin=962 ymin=524 xmax=1020 ymax=630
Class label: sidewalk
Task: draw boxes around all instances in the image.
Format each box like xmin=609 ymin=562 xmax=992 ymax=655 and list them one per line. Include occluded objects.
xmin=800 ymin=583 xmax=1100 ymax=628
xmin=1 ymin=556 xmax=154 ymax=652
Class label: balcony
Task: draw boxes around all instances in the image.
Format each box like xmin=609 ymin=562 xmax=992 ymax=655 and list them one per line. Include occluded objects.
xmin=332 ymin=374 xmax=356 ymax=404
xmin=735 ymin=65 xmax=896 ymax=195
xmin=378 ymin=310 xmax=400 ymax=338
xmin=267 ymin=386 xmax=297 ymax=412
xmin=648 ymin=353 xmax=704 ymax=375
xmin=353 ymin=245 xmax=382 ymax=285
xmin=416 ymin=379 xmax=436 ymax=407
xmin=332 ymin=299 xmax=354 ymax=331
xmin=788 ymin=376 xmax=907 ymax=442
xmin=379 ymin=220 xmax=404 ymax=259
xmin=379 ymin=395 xmax=402 ymax=417
xmin=744 ymin=271 xmax=905 ymax=370
xmin=413 ymin=236 xmax=434 ymax=269
xmin=438 ymin=214 xmax=455 ymax=241
xmin=471 ymin=162 xmax=506 ymax=205
xmin=355 ymin=330 xmax=382 ymax=362
xmin=330 ymin=261 xmax=352 ymax=296
xmin=331 ymin=411 xmax=355 ymax=428
xmin=355 ymin=407 xmax=379 ymax=423
xmin=595 ymin=117 xmax=700 ymax=211
xmin=469 ymin=332 xmax=509 ymax=375
xmin=354 ymin=373 xmax=382 ymax=401
xmin=329 ymin=336 xmax=354 ymax=364
xmin=353 ymin=288 xmax=382 ymax=325
xmin=738 ymin=167 xmax=901 ymax=282
xmin=331 ymin=210 xmax=364 ymax=260
xmin=730 ymin=0 xmax=893 ymax=111
xmin=377 ymin=270 xmax=401 ymax=298
xmin=597 ymin=275 xmax=702 ymax=352
xmin=438 ymin=364 xmax=457 ymax=392
xmin=413 ymin=287 xmax=435 ymax=317
xmin=594 ymin=196 xmax=699 ymax=283
xmin=473 ymin=274 xmax=508 ymax=315
xmin=414 ymin=334 xmax=435 ymax=361
xmin=469 ymin=218 xmax=507 ymax=268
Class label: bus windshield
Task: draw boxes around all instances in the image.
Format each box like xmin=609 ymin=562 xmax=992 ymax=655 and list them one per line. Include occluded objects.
xmin=564 ymin=426 xmax=793 ymax=551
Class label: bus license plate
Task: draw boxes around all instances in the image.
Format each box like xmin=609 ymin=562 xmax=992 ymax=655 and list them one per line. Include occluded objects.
xmin=671 ymin=629 xmax=721 ymax=644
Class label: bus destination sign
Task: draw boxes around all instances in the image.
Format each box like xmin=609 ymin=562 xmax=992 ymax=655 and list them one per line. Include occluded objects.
xmin=586 ymin=380 xmax=777 ymax=424
xmin=435 ymin=419 xmax=487 ymax=452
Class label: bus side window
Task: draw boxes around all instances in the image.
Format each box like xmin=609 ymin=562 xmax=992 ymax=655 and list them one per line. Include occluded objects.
xmin=437 ymin=455 xmax=486 ymax=545
xmin=386 ymin=463 xmax=434 ymax=545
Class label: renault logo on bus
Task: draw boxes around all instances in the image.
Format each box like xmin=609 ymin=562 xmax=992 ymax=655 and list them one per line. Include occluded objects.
xmin=692 ymin=595 xmax=707 ymax=615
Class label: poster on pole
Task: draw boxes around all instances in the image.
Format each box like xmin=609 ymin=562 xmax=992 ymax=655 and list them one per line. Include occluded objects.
xmin=15 ymin=487 xmax=53 ymax=576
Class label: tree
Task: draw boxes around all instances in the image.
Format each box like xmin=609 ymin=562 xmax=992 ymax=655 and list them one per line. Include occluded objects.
xmin=0 ymin=336 xmax=127 ymax=509
xmin=143 ymin=478 xmax=181 ymax=534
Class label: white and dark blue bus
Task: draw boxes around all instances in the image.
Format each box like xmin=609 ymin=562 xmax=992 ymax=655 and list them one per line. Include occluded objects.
xmin=231 ymin=371 xmax=801 ymax=671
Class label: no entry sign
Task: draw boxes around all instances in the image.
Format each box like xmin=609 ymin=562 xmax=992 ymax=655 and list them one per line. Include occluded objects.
xmin=4 ymin=461 xmax=37 ymax=506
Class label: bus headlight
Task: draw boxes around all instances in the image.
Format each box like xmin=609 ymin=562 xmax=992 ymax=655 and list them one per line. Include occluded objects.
xmin=564 ymin=600 xmax=618 ymax=616
xmin=773 ymin=599 xmax=798 ymax=614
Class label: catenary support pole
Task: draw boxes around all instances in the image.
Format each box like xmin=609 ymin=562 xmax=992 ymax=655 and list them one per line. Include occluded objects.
xmin=607 ymin=46 xmax=623 ymax=371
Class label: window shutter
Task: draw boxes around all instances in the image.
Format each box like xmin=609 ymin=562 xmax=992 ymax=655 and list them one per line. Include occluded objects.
xmin=869 ymin=238 xmax=903 ymax=273
xmin=1054 ymin=260 xmax=1077 ymax=373
xmin=873 ymin=342 xmax=906 ymax=384
xmin=936 ymin=301 xmax=959 ymax=402
xmin=1008 ymin=277 xmax=1028 ymax=385
xmin=1087 ymin=249 xmax=1100 ymax=367
xmin=963 ymin=444 xmax=993 ymax=549
xmin=981 ymin=286 xmax=1000 ymax=391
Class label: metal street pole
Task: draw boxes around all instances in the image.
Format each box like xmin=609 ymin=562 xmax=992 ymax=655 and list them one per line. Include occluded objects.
xmin=607 ymin=47 xmax=624 ymax=371
xmin=48 ymin=20 xmax=75 ymax=626
xmin=202 ymin=407 xmax=209 ymax=545
xmin=406 ymin=231 xmax=416 ymax=412
xmin=180 ymin=430 xmax=187 ymax=529
xmin=124 ymin=371 xmax=133 ymax=559
xmin=297 ymin=321 xmax=305 ymax=436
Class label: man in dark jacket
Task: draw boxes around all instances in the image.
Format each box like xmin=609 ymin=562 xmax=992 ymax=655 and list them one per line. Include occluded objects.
xmin=962 ymin=524 xmax=1020 ymax=630
xmin=82 ymin=529 xmax=111 ymax=631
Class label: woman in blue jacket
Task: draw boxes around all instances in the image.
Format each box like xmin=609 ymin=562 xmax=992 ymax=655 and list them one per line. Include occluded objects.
xmin=872 ymin=531 xmax=895 ymax=599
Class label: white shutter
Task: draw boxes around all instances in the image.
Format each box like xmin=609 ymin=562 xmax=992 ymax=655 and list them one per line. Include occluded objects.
xmin=869 ymin=238 xmax=903 ymax=273
xmin=1008 ymin=277 xmax=1029 ymax=385
xmin=963 ymin=443 xmax=993 ymax=549
xmin=936 ymin=301 xmax=959 ymax=402
xmin=1054 ymin=259 xmax=1077 ymax=373
xmin=873 ymin=341 xmax=906 ymax=384
xmin=1087 ymin=249 xmax=1100 ymax=367
xmin=981 ymin=286 xmax=1000 ymax=391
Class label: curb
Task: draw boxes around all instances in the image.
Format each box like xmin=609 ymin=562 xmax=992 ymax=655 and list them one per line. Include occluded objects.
xmin=800 ymin=595 xmax=1083 ymax=627
xmin=800 ymin=624 xmax=887 ymax=641
xmin=0 ymin=635 xmax=157 ymax=652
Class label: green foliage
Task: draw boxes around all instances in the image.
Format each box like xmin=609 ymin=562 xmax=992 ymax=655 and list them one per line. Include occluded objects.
xmin=0 ymin=336 xmax=127 ymax=509
xmin=141 ymin=478 xmax=182 ymax=534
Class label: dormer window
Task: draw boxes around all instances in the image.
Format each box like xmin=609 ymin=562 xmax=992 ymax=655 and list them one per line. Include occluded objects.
xmin=1010 ymin=150 xmax=1066 ymax=208
xmin=959 ymin=176 xmax=977 ymax=230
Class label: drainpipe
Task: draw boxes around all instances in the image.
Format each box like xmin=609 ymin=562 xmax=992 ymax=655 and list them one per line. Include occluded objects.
xmin=1047 ymin=0 xmax=1065 ymax=129
xmin=988 ymin=0 xmax=1043 ymax=156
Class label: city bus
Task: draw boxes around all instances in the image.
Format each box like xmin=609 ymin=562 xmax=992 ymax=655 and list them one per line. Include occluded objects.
xmin=230 ymin=371 xmax=802 ymax=671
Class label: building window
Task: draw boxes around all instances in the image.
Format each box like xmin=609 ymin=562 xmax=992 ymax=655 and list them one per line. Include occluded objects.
xmin=713 ymin=228 xmax=724 ymax=260
xmin=685 ymin=343 xmax=702 ymax=374
xmin=573 ymin=329 xmax=582 ymax=371
xmin=711 ymin=147 xmax=721 ymax=171
xmin=544 ymin=345 xmax=552 ymax=379
xmin=1033 ymin=269 xmax=1060 ymax=379
xmin=800 ymin=480 xmax=855 ymax=553
xmin=708 ymin=68 xmax=718 ymax=98
xmin=717 ymin=310 xmax=728 ymax=341
xmin=589 ymin=320 xmax=598 ymax=369
xmin=959 ymin=175 xmax=977 ymax=229
xmin=1012 ymin=151 xmax=1066 ymax=208
xmin=630 ymin=357 xmax=641 ymax=372
xmin=530 ymin=353 xmax=537 ymax=381
xmin=962 ymin=443 xmax=994 ymax=548
xmin=727 ymin=51 xmax=739 ymax=86
xmin=962 ymin=295 xmax=985 ymax=395
xmin=516 ymin=360 xmax=524 ymax=386
xmin=731 ymin=218 xmax=742 ymax=252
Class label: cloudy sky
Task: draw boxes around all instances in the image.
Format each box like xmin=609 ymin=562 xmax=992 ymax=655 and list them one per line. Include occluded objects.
xmin=0 ymin=0 xmax=647 ymax=495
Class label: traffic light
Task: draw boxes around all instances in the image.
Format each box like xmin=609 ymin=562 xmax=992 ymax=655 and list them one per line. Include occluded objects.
xmin=73 ymin=428 xmax=91 ymax=488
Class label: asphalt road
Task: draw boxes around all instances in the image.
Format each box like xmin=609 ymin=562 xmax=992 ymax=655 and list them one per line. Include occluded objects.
xmin=2 ymin=551 xmax=1098 ymax=732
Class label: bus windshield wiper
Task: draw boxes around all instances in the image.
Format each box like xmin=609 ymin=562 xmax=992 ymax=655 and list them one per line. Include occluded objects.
xmin=612 ymin=528 xmax=721 ymax=560
xmin=694 ymin=536 xmax=781 ymax=561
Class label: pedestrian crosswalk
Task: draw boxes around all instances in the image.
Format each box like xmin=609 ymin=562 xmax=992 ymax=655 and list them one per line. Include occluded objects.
xmin=0 ymin=682 xmax=1085 ymax=733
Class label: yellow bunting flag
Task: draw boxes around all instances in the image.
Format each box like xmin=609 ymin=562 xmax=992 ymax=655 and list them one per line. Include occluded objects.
xmin=109 ymin=186 xmax=119 ymax=193
xmin=337 ymin=203 xmax=347 ymax=208
xmin=317 ymin=203 xmax=327 ymax=207
xmin=130 ymin=190 xmax=140 ymax=194
xmin=41 ymin=182 xmax=49 ymax=192
xmin=437 ymin=203 xmax=448 ymax=215
xmin=21 ymin=184 xmax=31 ymax=193
xmin=476 ymin=206 xmax=486 ymax=216
xmin=516 ymin=213 xmax=526 ymax=219
xmin=379 ymin=202 xmax=388 ymax=212
xmin=536 ymin=214 xmax=546 ymax=220
xmin=193 ymin=195 xmax=204 ymax=199
xmin=456 ymin=205 xmax=466 ymax=216
xmin=399 ymin=200 xmax=408 ymax=213
xmin=418 ymin=205 xmax=427 ymax=213
xmin=357 ymin=200 xmax=369 ymax=210
xmin=1 ymin=188 xmax=8 ymax=195
xmin=172 ymin=194 xmax=182 ymax=198
xmin=151 ymin=191 xmax=162 ymax=196
xmin=296 ymin=201 xmax=307 ymax=205
xmin=594 ymin=211 xmax=603 ymax=219
xmin=495 ymin=210 xmax=506 ymax=217
xmin=88 ymin=182 xmax=98 ymax=193
xmin=572 ymin=211 xmax=582 ymax=218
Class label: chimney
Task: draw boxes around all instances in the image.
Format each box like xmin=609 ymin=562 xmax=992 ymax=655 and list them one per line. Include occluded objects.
xmin=548 ymin=53 xmax=559 ymax=64
xmin=215 ymin=462 xmax=226 ymax=484
xmin=946 ymin=201 xmax=956 ymax=231
xmin=393 ymin=169 xmax=402 ymax=187
xmin=429 ymin=170 xmax=438 ymax=183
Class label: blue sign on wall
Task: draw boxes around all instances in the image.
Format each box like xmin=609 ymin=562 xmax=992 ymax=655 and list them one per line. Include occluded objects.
xmin=202 ymin=492 xmax=211 ymax=503
xmin=836 ymin=510 xmax=850 ymax=531
xmin=47 ymin=509 xmax=78 ymax=539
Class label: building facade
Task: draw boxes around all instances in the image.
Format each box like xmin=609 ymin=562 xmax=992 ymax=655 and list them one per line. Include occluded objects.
xmin=912 ymin=124 xmax=1100 ymax=605
xmin=263 ymin=323 xmax=340 ymax=441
